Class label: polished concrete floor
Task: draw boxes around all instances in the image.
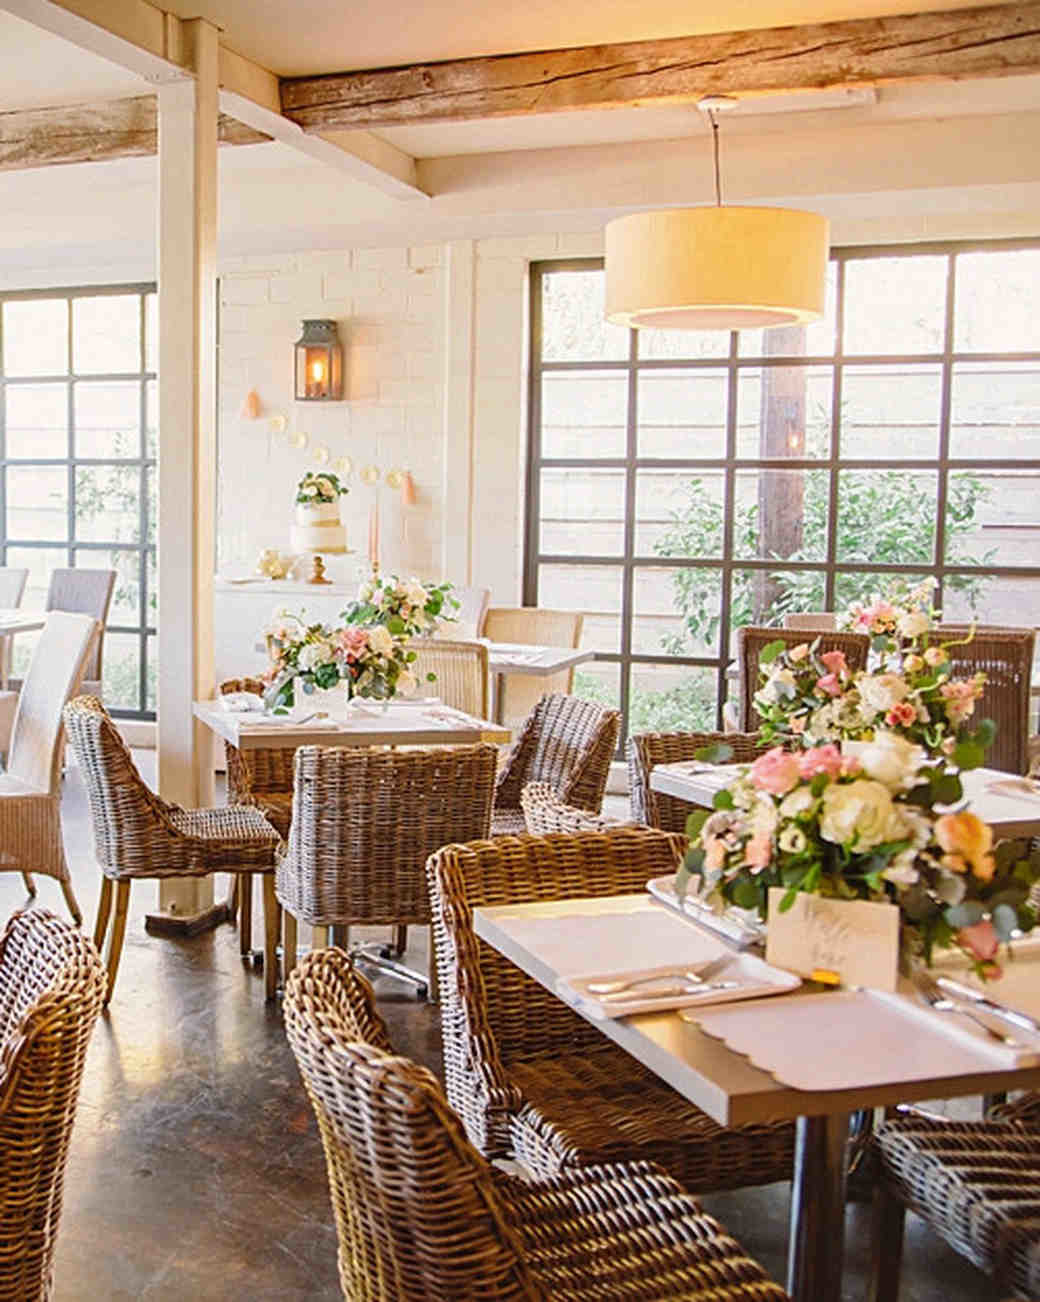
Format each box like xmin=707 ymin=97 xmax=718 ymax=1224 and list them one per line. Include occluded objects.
xmin=1 ymin=757 xmax=1006 ymax=1300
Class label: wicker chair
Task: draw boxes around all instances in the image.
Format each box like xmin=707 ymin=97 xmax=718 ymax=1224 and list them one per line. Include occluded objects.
xmin=44 ymin=569 xmax=116 ymax=699
xmin=520 ymin=781 xmax=629 ymax=835
xmin=492 ymin=693 xmax=620 ymax=836
xmin=284 ymin=946 xmax=790 ymax=1302
xmin=627 ymin=730 xmax=769 ymax=832
xmin=276 ymin=744 xmax=497 ymax=995
xmin=782 ymin=612 xmax=837 ymax=631
xmin=0 ymin=568 xmax=28 ymax=722
xmin=932 ymin=625 xmax=1036 ymax=774
xmin=408 ymin=638 xmax=490 ymax=716
xmin=483 ymin=607 xmax=584 ymax=731
xmin=219 ymin=676 xmax=296 ymax=956
xmin=426 ymin=827 xmax=796 ymax=1193
xmin=868 ymin=1101 xmax=1040 ymax=1301
xmin=63 ymin=695 xmax=282 ymax=1003
xmin=736 ymin=627 xmax=870 ymax=731
xmin=0 ymin=612 xmax=99 ymax=923
xmin=0 ymin=909 xmax=105 ymax=1302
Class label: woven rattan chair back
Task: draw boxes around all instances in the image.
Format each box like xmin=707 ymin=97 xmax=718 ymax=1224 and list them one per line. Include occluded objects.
xmin=0 ymin=569 xmax=27 ymax=609
xmin=450 ymin=585 xmax=491 ymax=639
xmin=520 ymin=782 xmax=628 ymax=835
xmin=278 ymin=744 xmax=498 ymax=927
xmin=932 ymin=625 xmax=1036 ymax=774
xmin=495 ymin=693 xmax=620 ymax=821
xmin=737 ymin=627 xmax=870 ymax=731
xmin=483 ymin=607 xmax=584 ymax=728
xmin=408 ymin=639 xmax=490 ymax=717
xmin=219 ymin=676 xmax=296 ymax=829
xmin=627 ymin=730 xmax=768 ymax=831
xmin=8 ymin=612 xmax=98 ymax=795
xmin=283 ymin=947 xmax=537 ymax=1302
xmin=782 ymin=612 xmax=837 ymax=631
xmin=0 ymin=910 xmax=105 ymax=1302
xmin=45 ymin=569 xmax=115 ymax=691
xmin=426 ymin=828 xmax=685 ymax=1134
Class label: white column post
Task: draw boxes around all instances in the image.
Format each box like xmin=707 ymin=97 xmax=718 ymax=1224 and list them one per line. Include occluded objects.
xmin=149 ymin=18 xmax=221 ymax=931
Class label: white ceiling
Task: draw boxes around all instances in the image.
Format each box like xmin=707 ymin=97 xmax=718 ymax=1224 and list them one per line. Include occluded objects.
xmin=0 ymin=11 xmax=145 ymax=111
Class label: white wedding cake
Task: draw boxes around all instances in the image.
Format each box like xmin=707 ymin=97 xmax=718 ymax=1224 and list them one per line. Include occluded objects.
xmin=290 ymin=473 xmax=348 ymax=554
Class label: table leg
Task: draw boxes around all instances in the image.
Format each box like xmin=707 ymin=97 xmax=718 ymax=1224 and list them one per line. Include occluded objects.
xmin=787 ymin=1111 xmax=850 ymax=1302
xmin=493 ymin=672 xmax=505 ymax=725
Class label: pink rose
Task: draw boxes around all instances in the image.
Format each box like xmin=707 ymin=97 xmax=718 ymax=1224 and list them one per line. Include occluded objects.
xmin=337 ymin=627 xmax=369 ymax=654
xmin=743 ymin=832 xmax=772 ymax=872
xmin=957 ymin=919 xmax=999 ymax=964
xmin=815 ymin=673 xmax=842 ymax=697
xmin=819 ymin=649 xmax=848 ymax=676
xmin=750 ymin=747 xmax=801 ymax=796
xmin=885 ymin=701 xmax=918 ymax=727
xmin=798 ymin=744 xmax=843 ymax=780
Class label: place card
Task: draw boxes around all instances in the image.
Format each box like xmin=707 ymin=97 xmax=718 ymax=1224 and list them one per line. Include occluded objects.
xmin=765 ymin=889 xmax=900 ymax=992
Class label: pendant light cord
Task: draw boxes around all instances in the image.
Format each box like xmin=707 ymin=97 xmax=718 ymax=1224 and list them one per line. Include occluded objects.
xmin=707 ymin=108 xmax=723 ymax=206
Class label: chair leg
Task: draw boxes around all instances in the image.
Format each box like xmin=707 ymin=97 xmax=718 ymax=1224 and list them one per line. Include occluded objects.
xmin=391 ymin=924 xmax=407 ymax=957
xmin=21 ymin=872 xmax=35 ymax=897
xmin=283 ymin=911 xmax=298 ymax=982
xmin=226 ymin=874 xmax=239 ymax=922
xmin=311 ymin=925 xmax=329 ymax=950
xmin=94 ymin=877 xmax=113 ymax=951
xmin=867 ymin=1182 xmax=906 ymax=1302
xmin=237 ymin=873 xmax=254 ymax=957
xmin=104 ymin=881 xmax=131 ymax=1008
xmin=60 ymin=877 xmax=83 ymax=927
xmin=262 ymin=875 xmax=280 ymax=1002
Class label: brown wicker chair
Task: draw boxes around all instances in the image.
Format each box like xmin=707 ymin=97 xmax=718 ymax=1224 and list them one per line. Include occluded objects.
xmin=932 ymin=625 xmax=1036 ymax=774
xmin=0 ymin=910 xmax=105 ymax=1302
xmin=426 ymin=827 xmax=795 ymax=1193
xmin=276 ymin=744 xmax=497 ymax=995
xmin=520 ymin=782 xmax=629 ymax=835
xmin=62 ymin=696 xmax=282 ymax=1003
xmin=284 ymin=946 xmax=790 ymax=1302
xmin=736 ymin=627 xmax=870 ymax=732
xmin=868 ymin=1102 xmax=1040 ymax=1301
xmin=627 ymin=730 xmax=769 ymax=832
xmin=492 ymin=693 xmax=620 ymax=836
xmin=219 ymin=676 xmax=296 ymax=956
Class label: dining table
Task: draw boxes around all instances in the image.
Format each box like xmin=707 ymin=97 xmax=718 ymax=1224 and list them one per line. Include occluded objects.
xmin=474 ymin=890 xmax=1040 ymax=1302
xmin=0 ymin=609 xmax=45 ymax=689
xmin=485 ymin=641 xmax=596 ymax=723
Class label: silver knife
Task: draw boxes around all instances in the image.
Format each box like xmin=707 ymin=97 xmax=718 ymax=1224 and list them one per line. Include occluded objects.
xmin=935 ymin=976 xmax=1040 ymax=1035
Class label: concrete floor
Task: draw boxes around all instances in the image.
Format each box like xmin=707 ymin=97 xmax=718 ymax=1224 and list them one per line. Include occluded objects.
xmin=2 ymin=758 xmax=1007 ymax=1300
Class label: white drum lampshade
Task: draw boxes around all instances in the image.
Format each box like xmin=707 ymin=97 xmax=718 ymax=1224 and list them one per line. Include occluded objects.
xmin=605 ymin=206 xmax=830 ymax=331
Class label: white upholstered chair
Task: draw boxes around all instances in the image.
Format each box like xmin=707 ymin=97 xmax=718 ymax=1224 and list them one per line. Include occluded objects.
xmin=408 ymin=638 xmax=490 ymax=716
xmin=0 ymin=611 xmax=99 ymax=923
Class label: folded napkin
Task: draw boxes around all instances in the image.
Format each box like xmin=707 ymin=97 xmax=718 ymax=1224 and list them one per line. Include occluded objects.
xmin=986 ymin=777 xmax=1040 ymax=803
xmin=219 ymin=692 xmax=265 ymax=713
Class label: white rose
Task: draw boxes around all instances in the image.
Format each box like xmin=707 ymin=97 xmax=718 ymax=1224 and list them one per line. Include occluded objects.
xmin=881 ymin=857 xmax=920 ymax=886
xmin=756 ymin=668 xmax=797 ymax=706
xmin=857 ymin=673 xmax=909 ymax=717
xmin=367 ymin=624 xmax=393 ymax=656
xmin=897 ymin=610 xmax=929 ymax=639
xmin=298 ymin=641 xmax=332 ymax=671
xmin=358 ymin=581 xmax=375 ymax=603
xmin=396 ymin=668 xmax=417 ymax=697
xmin=404 ymin=581 xmax=428 ymax=608
xmin=779 ymin=787 xmax=815 ymax=818
xmin=857 ymin=730 xmax=925 ymax=792
xmin=750 ymin=793 xmax=778 ymax=837
xmin=779 ymin=826 xmax=808 ymax=854
xmin=819 ymin=779 xmax=895 ymax=851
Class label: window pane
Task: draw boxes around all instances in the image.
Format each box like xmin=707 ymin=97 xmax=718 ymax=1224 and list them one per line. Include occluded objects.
xmin=146 ymin=466 xmax=157 ymax=547
xmin=942 ymin=574 xmax=1040 ymax=650
xmin=945 ymin=468 xmax=1040 ymax=567
xmin=2 ymin=299 xmax=68 ymax=377
xmin=146 ymin=548 xmax=157 ymax=623
xmin=739 ymin=263 xmax=838 ymax=358
xmin=72 ymin=295 xmax=140 ymax=374
xmin=728 ymin=567 xmax=826 ymax=652
xmin=638 ymin=368 xmax=728 ymax=458
xmin=572 ymin=661 xmax=621 ymax=713
xmin=639 ymin=329 xmax=729 ymax=361
xmin=629 ymin=662 xmax=717 ymax=733
xmin=539 ymin=467 xmax=624 ymax=555
xmin=736 ymin=366 xmax=831 ymax=459
xmin=834 ymin=570 xmax=932 ymax=614
xmin=6 ymin=466 xmax=67 ymax=541
xmin=835 ymin=470 xmax=937 ymax=564
xmin=955 ymin=249 xmax=1040 ymax=353
xmin=102 ymin=631 xmax=141 ymax=711
xmin=541 ymin=372 xmax=626 ymax=458
xmin=146 ymin=634 xmax=157 ymax=711
xmin=145 ymin=379 xmax=158 ymax=459
xmin=840 ymin=364 xmax=941 ymax=460
xmin=949 ymin=362 xmax=1040 ymax=459
xmin=74 ymin=381 xmax=141 ymax=458
xmin=5 ymin=384 xmax=67 ymax=458
xmin=537 ymin=563 xmax=622 ymax=653
xmin=734 ymin=468 xmax=829 ymax=561
xmin=145 ymin=293 xmax=158 ymax=372
xmin=635 ymin=469 xmax=725 ymax=557
xmin=74 ymin=465 xmax=141 ymax=543
xmin=541 ymin=270 xmax=629 ymax=362
xmin=843 ymin=256 xmax=947 ymax=355
xmin=74 ymin=548 xmax=140 ymax=622
xmin=633 ymin=565 xmax=721 ymax=658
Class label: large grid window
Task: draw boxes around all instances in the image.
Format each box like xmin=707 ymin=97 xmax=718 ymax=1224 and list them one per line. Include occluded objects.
xmin=0 ymin=285 xmax=157 ymax=718
xmin=526 ymin=242 xmax=1040 ymax=747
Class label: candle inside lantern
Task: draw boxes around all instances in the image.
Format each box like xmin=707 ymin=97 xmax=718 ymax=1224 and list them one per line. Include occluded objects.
xmin=310 ymin=358 xmax=325 ymax=382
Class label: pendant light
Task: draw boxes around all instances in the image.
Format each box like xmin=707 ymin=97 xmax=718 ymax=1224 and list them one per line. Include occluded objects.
xmin=605 ymin=97 xmax=829 ymax=331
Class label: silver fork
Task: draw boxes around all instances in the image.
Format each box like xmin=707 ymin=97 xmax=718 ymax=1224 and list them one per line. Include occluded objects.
xmin=913 ymin=970 xmax=1022 ymax=1047
xmin=587 ymin=955 xmax=733 ymax=996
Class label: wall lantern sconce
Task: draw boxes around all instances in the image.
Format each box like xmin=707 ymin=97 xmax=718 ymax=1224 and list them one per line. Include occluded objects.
xmin=294 ymin=319 xmax=343 ymax=401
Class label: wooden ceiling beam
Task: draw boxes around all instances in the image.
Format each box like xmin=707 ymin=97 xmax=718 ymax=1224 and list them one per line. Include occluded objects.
xmin=280 ymin=0 xmax=1040 ymax=129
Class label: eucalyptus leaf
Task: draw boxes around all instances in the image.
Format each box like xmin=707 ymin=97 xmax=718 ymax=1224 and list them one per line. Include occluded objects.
xmin=732 ymin=879 xmax=760 ymax=910
xmin=759 ymin=639 xmax=787 ymax=666
xmin=713 ymin=789 xmax=735 ymax=811
xmin=685 ymin=809 xmax=710 ymax=840
xmin=674 ymin=864 xmax=692 ymax=903
xmin=695 ymin=741 xmax=734 ymax=765
xmin=952 ymin=740 xmax=985 ymax=772
xmin=944 ymin=900 xmax=985 ymax=929
xmin=992 ymin=903 xmax=1019 ymax=942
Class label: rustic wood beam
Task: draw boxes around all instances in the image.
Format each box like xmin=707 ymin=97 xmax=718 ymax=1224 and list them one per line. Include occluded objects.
xmin=0 ymin=95 xmax=267 ymax=172
xmin=280 ymin=0 xmax=1040 ymax=129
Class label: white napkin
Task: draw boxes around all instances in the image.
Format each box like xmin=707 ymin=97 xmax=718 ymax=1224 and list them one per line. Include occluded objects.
xmin=219 ymin=692 xmax=265 ymax=713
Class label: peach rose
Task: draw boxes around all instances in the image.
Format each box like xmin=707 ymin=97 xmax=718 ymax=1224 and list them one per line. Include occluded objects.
xmin=903 ymin=653 xmax=925 ymax=673
xmin=815 ymin=673 xmax=842 ymax=697
xmin=819 ymin=649 xmax=848 ymax=676
xmin=798 ymin=743 xmax=844 ymax=780
xmin=750 ymin=747 xmax=802 ymax=796
xmin=885 ymin=701 xmax=918 ymax=727
xmin=957 ymin=919 xmax=1000 ymax=965
xmin=743 ymin=832 xmax=772 ymax=872
xmin=934 ymin=811 xmax=995 ymax=881
xmin=924 ymin=645 xmax=948 ymax=667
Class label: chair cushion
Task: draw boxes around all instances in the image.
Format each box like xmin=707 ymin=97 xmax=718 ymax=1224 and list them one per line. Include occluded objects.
xmin=168 ymin=806 xmax=281 ymax=847
xmin=0 ymin=772 xmax=44 ymax=798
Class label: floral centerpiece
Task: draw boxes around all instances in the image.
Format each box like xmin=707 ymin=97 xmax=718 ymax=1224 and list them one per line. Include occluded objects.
xmin=296 ymin=471 xmax=346 ymax=504
xmin=262 ymin=611 xmax=418 ymax=711
xmin=838 ymin=576 xmax=938 ymax=660
xmin=680 ymin=732 xmax=1040 ymax=979
xmin=340 ymin=574 xmax=458 ymax=639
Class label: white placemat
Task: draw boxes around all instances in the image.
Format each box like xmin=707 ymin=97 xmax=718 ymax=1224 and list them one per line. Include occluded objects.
xmin=689 ymin=987 xmax=1040 ymax=1090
